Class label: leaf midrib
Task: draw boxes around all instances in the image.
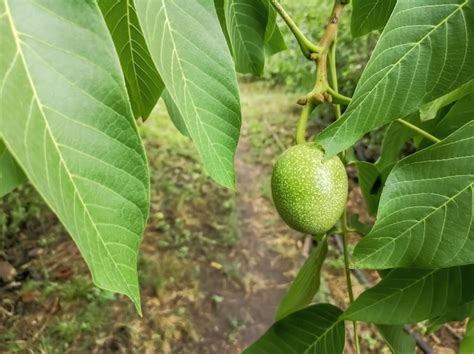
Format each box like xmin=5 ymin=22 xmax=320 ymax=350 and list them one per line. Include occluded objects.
xmin=3 ymin=0 xmax=135 ymax=299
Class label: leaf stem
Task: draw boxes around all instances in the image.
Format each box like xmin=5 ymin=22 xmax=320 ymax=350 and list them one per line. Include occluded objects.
xmin=270 ymin=0 xmax=321 ymax=58
xmin=328 ymin=38 xmax=341 ymax=118
xmin=396 ymin=119 xmax=441 ymax=143
xmin=296 ymin=101 xmax=316 ymax=144
xmin=327 ymin=87 xmax=351 ymax=106
xmin=341 ymin=209 xmax=361 ymax=354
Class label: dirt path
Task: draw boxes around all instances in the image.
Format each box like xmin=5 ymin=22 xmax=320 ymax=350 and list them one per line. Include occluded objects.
xmin=192 ymin=133 xmax=298 ymax=353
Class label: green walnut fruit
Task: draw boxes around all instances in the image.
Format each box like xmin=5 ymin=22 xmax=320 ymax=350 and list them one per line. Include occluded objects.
xmin=271 ymin=143 xmax=348 ymax=235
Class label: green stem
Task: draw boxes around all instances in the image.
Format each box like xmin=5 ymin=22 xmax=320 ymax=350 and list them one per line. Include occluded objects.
xmin=396 ymin=119 xmax=441 ymax=143
xmin=327 ymin=87 xmax=351 ymax=106
xmin=270 ymin=0 xmax=321 ymax=58
xmin=296 ymin=101 xmax=316 ymax=144
xmin=328 ymin=38 xmax=341 ymax=118
xmin=341 ymin=209 xmax=361 ymax=354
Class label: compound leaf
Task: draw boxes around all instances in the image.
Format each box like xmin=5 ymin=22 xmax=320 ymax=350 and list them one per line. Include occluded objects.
xmin=354 ymin=121 xmax=474 ymax=269
xmin=98 ymin=0 xmax=164 ymax=120
xmin=0 ymin=0 xmax=149 ymax=313
xmin=342 ymin=265 xmax=474 ymax=324
xmin=351 ymin=0 xmax=397 ymax=37
xmin=136 ymin=0 xmax=241 ymax=189
xmin=244 ymin=303 xmax=345 ymax=354
xmin=318 ymin=0 xmax=474 ymax=157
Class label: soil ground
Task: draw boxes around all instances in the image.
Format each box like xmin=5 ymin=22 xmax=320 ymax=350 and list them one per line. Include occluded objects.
xmin=0 ymin=82 xmax=466 ymax=353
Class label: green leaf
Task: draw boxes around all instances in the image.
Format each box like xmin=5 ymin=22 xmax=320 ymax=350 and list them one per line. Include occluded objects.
xmin=377 ymin=325 xmax=416 ymax=354
xmin=354 ymin=161 xmax=381 ymax=215
xmin=98 ymin=0 xmax=164 ymax=120
xmin=351 ymin=0 xmax=396 ymax=37
xmin=419 ymin=79 xmax=474 ymax=121
xmin=275 ymin=237 xmax=328 ymax=321
xmin=318 ymin=0 xmax=474 ymax=157
xmin=342 ymin=265 xmax=474 ymax=324
xmin=162 ymin=90 xmax=190 ymax=138
xmin=0 ymin=140 xmax=26 ymax=197
xmin=461 ymin=318 xmax=474 ymax=354
xmin=262 ymin=0 xmax=286 ymax=56
xmin=224 ymin=0 xmax=268 ymax=75
xmin=0 ymin=0 xmax=149 ymax=313
xmin=244 ymin=303 xmax=345 ymax=354
xmin=136 ymin=0 xmax=241 ymax=189
xmin=353 ymin=121 xmax=474 ymax=269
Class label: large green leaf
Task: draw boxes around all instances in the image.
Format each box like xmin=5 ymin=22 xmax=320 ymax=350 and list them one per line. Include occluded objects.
xmin=136 ymin=0 xmax=241 ymax=189
xmin=342 ymin=265 xmax=474 ymax=324
xmin=351 ymin=0 xmax=397 ymax=37
xmin=98 ymin=0 xmax=164 ymax=120
xmin=461 ymin=318 xmax=474 ymax=354
xmin=0 ymin=0 xmax=149 ymax=313
xmin=377 ymin=325 xmax=416 ymax=354
xmin=0 ymin=140 xmax=26 ymax=197
xmin=244 ymin=303 xmax=345 ymax=354
xmin=275 ymin=237 xmax=328 ymax=321
xmin=353 ymin=121 xmax=474 ymax=269
xmin=224 ymin=0 xmax=268 ymax=75
xmin=318 ymin=0 xmax=474 ymax=157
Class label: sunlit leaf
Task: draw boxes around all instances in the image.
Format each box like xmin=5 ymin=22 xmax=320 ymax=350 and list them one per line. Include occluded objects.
xmin=0 ymin=0 xmax=149 ymax=313
xmin=136 ymin=0 xmax=241 ymax=189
